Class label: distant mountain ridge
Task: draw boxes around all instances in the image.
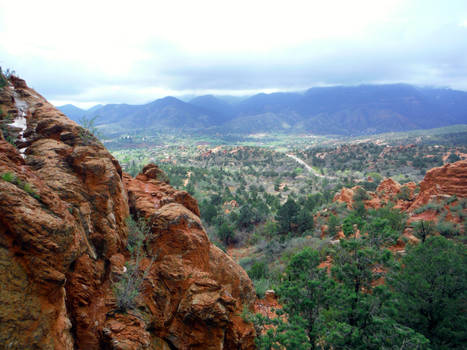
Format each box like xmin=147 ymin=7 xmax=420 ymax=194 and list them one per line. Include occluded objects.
xmin=57 ymin=84 xmax=467 ymax=135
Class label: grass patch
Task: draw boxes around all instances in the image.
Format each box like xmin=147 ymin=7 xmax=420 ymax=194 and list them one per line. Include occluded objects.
xmin=0 ymin=112 xmax=16 ymax=146
xmin=252 ymin=278 xmax=273 ymax=299
xmin=1 ymin=172 xmax=40 ymax=200
xmin=1 ymin=172 xmax=15 ymax=182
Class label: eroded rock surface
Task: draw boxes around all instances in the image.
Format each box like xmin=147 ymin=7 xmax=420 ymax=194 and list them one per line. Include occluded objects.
xmin=409 ymin=160 xmax=467 ymax=210
xmin=0 ymin=77 xmax=255 ymax=349
xmin=124 ymin=167 xmax=256 ymax=350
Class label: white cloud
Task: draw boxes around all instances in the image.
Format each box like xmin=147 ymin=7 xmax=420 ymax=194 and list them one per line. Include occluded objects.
xmin=1 ymin=0 xmax=467 ymax=104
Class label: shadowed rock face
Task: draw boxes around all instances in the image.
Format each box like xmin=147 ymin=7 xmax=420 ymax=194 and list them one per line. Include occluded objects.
xmin=0 ymin=77 xmax=255 ymax=349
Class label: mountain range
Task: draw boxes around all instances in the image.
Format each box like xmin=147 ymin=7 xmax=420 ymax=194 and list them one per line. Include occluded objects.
xmin=58 ymin=84 xmax=467 ymax=135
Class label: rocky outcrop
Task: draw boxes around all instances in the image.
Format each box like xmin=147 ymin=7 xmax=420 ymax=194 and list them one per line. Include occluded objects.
xmin=0 ymin=77 xmax=255 ymax=349
xmin=333 ymin=186 xmax=358 ymax=209
xmin=328 ymin=161 xmax=467 ymax=249
xmin=0 ymin=76 xmax=128 ymax=349
xmin=254 ymin=290 xmax=282 ymax=323
xmin=376 ymin=178 xmax=401 ymax=199
xmin=124 ymin=167 xmax=256 ymax=350
xmin=333 ymin=178 xmax=418 ymax=212
xmin=409 ymin=160 xmax=467 ymax=211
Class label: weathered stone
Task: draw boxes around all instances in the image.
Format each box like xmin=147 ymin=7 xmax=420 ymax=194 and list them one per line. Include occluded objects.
xmin=0 ymin=78 xmax=256 ymax=349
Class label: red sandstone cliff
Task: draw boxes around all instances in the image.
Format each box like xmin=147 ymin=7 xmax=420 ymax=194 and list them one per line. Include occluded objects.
xmin=0 ymin=76 xmax=255 ymax=349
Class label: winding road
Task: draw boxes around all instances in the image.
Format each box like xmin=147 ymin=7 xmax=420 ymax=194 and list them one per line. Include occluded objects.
xmin=286 ymin=154 xmax=337 ymax=179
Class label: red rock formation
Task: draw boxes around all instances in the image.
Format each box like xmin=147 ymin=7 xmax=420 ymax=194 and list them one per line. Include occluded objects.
xmin=254 ymin=290 xmax=284 ymax=334
xmin=376 ymin=178 xmax=401 ymax=199
xmin=0 ymin=77 xmax=255 ymax=349
xmin=333 ymin=177 xmax=420 ymax=215
xmin=333 ymin=186 xmax=357 ymax=209
xmin=254 ymin=290 xmax=282 ymax=319
xmin=328 ymin=161 xmax=466 ymax=251
xmin=409 ymin=160 xmax=467 ymax=211
xmin=124 ymin=168 xmax=256 ymax=349
xmin=0 ymin=76 xmax=128 ymax=349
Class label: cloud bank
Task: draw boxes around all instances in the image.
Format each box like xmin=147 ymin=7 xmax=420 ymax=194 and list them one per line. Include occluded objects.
xmin=1 ymin=0 xmax=466 ymax=107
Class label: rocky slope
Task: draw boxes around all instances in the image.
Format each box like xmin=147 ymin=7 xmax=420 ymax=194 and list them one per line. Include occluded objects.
xmin=0 ymin=76 xmax=255 ymax=349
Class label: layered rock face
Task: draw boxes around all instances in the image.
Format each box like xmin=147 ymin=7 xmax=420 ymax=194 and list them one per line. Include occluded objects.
xmin=409 ymin=160 xmax=467 ymax=210
xmin=0 ymin=77 xmax=255 ymax=349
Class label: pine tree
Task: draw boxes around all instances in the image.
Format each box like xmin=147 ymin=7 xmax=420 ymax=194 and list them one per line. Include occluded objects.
xmin=389 ymin=236 xmax=467 ymax=349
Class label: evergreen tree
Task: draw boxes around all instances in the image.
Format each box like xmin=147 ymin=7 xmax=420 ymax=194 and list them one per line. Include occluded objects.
xmin=389 ymin=236 xmax=467 ymax=349
xmin=278 ymin=248 xmax=332 ymax=349
xmin=296 ymin=209 xmax=314 ymax=235
xmin=201 ymin=202 xmax=217 ymax=225
xmin=317 ymin=238 xmax=428 ymax=349
xmin=412 ymin=220 xmax=435 ymax=243
xmin=276 ymin=198 xmax=299 ymax=234
xmin=217 ymin=222 xmax=235 ymax=245
xmin=327 ymin=214 xmax=339 ymax=237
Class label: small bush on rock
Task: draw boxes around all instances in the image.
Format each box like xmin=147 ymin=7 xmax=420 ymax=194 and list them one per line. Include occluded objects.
xmin=113 ymin=216 xmax=154 ymax=312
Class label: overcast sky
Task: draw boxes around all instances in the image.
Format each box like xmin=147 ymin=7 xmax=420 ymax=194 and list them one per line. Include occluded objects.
xmin=1 ymin=0 xmax=466 ymax=108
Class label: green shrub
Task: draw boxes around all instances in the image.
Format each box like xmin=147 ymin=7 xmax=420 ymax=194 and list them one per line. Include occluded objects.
xmin=23 ymin=182 xmax=34 ymax=195
xmin=217 ymin=222 xmax=235 ymax=245
xmin=23 ymin=182 xmax=40 ymax=200
xmin=281 ymin=236 xmax=328 ymax=259
xmin=396 ymin=186 xmax=411 ymax=201
xmin=0 ymin=67 xmax=9 ymax=88
xmin=446 ymin=152 xmax=461 ymax=163
xmin=327 ymin=214 xmax=339 ymax=236
xmin=113 ymin=216 xmax=153 ymax=312
xmin=1 ymin=172 xmax=40 ymax=200
xmin=353 ymin=187 xmax=370 ymax=201
xmin=240 ymin=304 xmax=254 ymax=324
xmin=78 ymin=115 xmax=101 ymax=145
xmin=411 ymin=220 xmax=435 ymax=243
xmin=248 ymin=261 xmax=268 ymax=280
xmin=125 ymin=216 xmax=149 ymax=253
xmin=238 ymin=256 xmax=255 ymax=270
xmin=253 ymin=278 xmax=273 ymax=299
xmin=446 ymin=195 xmax=457 ymax=205
xmin=361 ymin=181 xmax=377 ymax=191
xmin=0 ymin=113 xmax=16 ymax=146
xmin=413 ymin=201 xmax=443 ymax=214
xmin=436 ymin=220 xmax=459 ymax=238
xmin=1 ymin=172 xmax=15 ymax=183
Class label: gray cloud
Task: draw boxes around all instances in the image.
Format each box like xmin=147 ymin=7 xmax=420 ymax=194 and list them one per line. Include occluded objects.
xmin=1 ymin=0 xmax=466 ymax=106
